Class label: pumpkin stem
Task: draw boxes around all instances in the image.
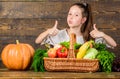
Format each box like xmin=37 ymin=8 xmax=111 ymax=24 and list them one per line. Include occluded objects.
xmin=16 ymin=40 xmax=19 ymax=44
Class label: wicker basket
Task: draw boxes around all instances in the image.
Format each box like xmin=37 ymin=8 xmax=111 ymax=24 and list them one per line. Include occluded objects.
xmin=44 ymin=33 xmax=99 ymax=72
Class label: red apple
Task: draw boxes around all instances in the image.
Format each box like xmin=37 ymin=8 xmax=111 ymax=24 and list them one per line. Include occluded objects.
xmin=47 ymin=48 xmax=57 ymax=58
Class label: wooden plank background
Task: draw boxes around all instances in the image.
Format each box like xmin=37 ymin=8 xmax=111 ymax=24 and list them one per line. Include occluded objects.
xmin=0 ymin=0 xmax=120 ymax=67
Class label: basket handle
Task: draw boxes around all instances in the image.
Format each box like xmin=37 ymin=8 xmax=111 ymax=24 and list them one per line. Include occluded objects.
xmin=67 ymin=33 xmax=76 ymax=58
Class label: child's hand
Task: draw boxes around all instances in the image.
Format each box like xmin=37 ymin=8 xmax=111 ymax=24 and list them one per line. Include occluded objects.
xmin=48 ymin=20 xmax=59 ymax=36
xmin=90 ymin=24 xmax=105 ymax=38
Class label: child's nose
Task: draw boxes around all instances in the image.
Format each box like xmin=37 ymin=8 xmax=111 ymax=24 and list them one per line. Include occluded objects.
xmin=70 ymin=15 xmax=73 ymax=19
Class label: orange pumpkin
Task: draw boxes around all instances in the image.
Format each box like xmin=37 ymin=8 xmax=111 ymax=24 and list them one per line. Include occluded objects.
xmin=1 ymin=40 xmax=35 ymax=70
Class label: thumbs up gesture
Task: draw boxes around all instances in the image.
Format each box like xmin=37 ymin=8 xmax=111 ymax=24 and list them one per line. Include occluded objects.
xmin=48 ymin=20 xmax=59 ymax=36
xmin=90 ymin=24 xmax=105 ymax=38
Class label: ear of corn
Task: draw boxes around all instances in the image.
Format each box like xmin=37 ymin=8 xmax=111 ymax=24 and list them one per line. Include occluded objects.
xmin=77 ymin=40 xmax=93 ymax=59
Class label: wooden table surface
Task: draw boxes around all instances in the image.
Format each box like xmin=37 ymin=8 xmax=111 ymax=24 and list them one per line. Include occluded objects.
xmin=0 ymin=68 xmax=120 ymax=79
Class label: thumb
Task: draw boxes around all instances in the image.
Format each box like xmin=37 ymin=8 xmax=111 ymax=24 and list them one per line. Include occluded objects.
xmin=93 ymin=24 xmax=98 ymax=30
xmin=53 ymin=20 xmax=58 ymax=28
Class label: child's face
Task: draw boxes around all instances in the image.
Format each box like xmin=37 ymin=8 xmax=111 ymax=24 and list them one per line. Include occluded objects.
xmin=67 ymin=5 xmax=85 ymax=28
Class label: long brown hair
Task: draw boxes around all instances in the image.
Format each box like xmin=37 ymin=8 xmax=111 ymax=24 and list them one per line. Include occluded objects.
xmin=71 ymin=3 xmax=94 ymax=42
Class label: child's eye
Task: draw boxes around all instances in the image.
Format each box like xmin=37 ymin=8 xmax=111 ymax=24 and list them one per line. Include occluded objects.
xmin=76 ymin=15 xmax=79 ymax=16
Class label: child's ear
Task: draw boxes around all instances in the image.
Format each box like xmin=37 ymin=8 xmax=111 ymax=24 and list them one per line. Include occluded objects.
xmin=81 ymin=17 xmax=87 ymax=24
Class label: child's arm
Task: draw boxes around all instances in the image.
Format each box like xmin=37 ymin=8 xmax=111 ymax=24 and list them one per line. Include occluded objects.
xmin=35 ymin=29 xmax=50 ymax=44
xmin=35 ymin=20 xmax=59 ymax=44
xmin=102 ymin=33 xmax=117 ymax=47
xmin=90 ymin=24 xmax=117 ymax=47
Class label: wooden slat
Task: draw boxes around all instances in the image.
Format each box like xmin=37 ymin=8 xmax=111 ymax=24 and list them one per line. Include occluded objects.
xmin=0 ymin=1 xmax=119 ymax=18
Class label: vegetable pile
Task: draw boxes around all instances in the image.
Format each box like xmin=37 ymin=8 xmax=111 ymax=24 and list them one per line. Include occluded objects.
xmin=31 ymin=40 xmax=116 ymax=73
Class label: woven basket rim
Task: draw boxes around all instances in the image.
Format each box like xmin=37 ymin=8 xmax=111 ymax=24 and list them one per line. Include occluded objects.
xmin=44 ymin=57 xmax=99 ymax=61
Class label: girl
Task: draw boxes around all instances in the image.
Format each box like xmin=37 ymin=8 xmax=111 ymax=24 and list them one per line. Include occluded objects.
xmin=35 ymin=3 xmax=117 ymax=48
